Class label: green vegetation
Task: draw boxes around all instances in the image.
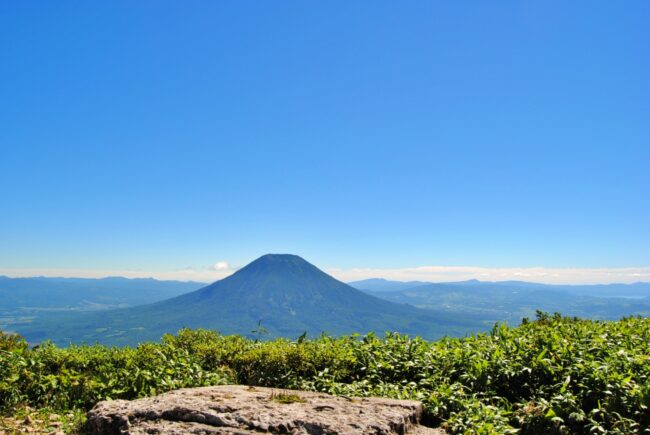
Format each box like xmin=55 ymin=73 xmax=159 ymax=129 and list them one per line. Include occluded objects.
xmin=269 ymin=391 xmax=307 ymax=404
xmin=0 ymin=405 xmax=86 ymax=434
xmin=1 ymin=314 xmax=649 ymax=434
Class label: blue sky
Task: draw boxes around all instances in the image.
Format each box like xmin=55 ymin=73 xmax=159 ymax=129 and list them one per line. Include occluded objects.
xmin=1 ymin=1 xmax=648 ymax=283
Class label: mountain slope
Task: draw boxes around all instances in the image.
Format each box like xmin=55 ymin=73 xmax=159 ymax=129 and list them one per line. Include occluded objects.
xmin=17 ymin=255 xmax=481 ymax=346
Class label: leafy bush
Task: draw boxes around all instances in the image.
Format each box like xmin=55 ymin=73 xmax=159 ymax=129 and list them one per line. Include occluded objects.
xmin=1 ymin=315 xmax=649 ymax=434
xmin=0 ymin=333 xmax=232 ymax=411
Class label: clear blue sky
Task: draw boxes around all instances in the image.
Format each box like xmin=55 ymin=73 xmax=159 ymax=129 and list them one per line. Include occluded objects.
xmin=1 ymin=1 xmax=648 ymax=277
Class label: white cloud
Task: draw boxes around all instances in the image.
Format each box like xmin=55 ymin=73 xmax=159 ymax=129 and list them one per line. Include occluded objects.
xmin=212 ymin=261 xmax=230 ymax=271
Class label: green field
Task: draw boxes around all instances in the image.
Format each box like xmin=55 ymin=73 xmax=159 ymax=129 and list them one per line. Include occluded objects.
xmin=1 ymin=313 xmax=649 ymax=434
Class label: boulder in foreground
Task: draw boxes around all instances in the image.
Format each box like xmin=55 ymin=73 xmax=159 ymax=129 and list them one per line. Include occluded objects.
xmin=86 ymin=385 xmax=443 ymax=434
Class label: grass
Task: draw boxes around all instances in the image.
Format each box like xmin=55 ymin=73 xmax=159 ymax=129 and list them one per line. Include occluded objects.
xmin=0 ymin=406 xmax=85 ymax=434
xmin=269 ymin=391 xmax=307 ymax=404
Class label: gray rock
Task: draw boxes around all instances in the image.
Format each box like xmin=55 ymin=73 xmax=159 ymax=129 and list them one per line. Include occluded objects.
xmin=86 ymin=385 xmax=443 ymax=434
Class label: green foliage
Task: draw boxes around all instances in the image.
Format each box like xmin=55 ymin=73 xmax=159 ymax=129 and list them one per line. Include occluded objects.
xmin=0 ymin=331 xmax=232 ymax=412
xmin=269 ymin=391 xmax=307 ymax=404
xmin=2 ymin=316 xmax=650 ymax=434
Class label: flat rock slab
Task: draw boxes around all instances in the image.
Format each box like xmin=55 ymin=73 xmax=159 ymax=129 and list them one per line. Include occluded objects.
xmin=86 ymin=385 xmax=444 ymax=434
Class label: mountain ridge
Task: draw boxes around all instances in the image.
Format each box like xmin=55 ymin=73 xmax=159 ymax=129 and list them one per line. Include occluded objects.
xmin=351 ymin=277 xmax=650 ymax=298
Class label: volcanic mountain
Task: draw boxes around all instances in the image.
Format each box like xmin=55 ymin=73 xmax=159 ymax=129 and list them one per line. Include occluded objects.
xmin=19 ymin=254 xmax=480 ymax=346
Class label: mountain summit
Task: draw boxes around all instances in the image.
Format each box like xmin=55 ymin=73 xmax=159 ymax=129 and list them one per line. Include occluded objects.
xmin=20 ymin=254 xmax=477 ymax=346
xmin=189 ymin=254 xmax=386 ymax=312
xmin=196 ymin=253 xmax=343 ymax=299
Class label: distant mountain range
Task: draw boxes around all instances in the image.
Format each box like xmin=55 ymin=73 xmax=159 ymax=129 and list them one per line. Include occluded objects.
xmin=0 ymin=276 xmax=204 ymax=310
xmin=14 ymin=255 xmax=481 ymax=346
xmin=350 ymin=277 xmax=650 ymax=299
xmin=0 ymin=276 xmax=204 ymax=336
xmin=352 ymin=279 xmax=650 ymax=326
xmin=4 ymin=258 xmax=650 ymax=347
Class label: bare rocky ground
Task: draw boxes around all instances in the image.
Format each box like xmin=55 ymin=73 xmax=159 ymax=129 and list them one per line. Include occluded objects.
xmin=86 ymin=385 xmax=445 ymax=434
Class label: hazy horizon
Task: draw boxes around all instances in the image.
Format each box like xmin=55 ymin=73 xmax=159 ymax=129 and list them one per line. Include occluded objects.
xmin=2 ymin=258 xmax=650 ymax=285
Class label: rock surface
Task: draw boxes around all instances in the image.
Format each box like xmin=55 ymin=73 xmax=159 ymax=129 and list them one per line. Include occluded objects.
xmin=86 ymin=385 xmax=444 ymax=434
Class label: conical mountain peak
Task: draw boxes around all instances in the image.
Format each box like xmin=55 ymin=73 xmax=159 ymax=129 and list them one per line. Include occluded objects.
xmin=210 ymin=253 xmax=337 ymax=294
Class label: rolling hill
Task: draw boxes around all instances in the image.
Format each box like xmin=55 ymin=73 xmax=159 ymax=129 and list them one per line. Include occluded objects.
xmin=17 ymin=254 xmax=481 ymax=346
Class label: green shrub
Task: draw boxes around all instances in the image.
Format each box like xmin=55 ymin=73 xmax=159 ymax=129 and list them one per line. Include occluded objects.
xmin=1 ymin=315 xmax=649 ymax=434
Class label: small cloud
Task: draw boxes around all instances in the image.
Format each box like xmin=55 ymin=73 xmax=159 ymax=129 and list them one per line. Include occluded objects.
xmin=212 ymin=261 xmax=230 ymax=271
